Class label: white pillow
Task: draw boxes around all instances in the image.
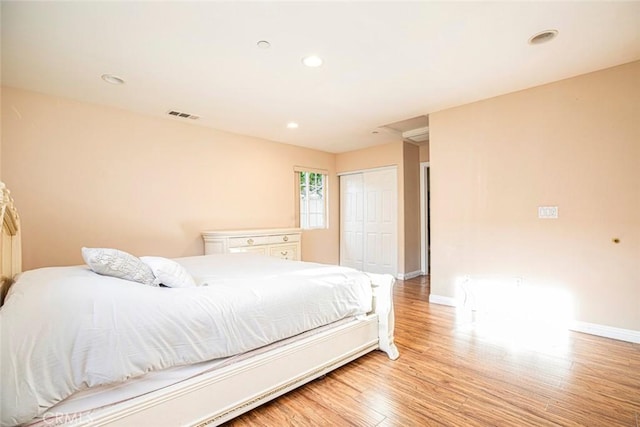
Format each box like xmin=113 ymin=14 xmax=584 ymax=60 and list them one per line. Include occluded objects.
xmin=140 ymin=256 xmax=197 ymax=288
xmin=81 ymin=247 xmax=157 ymax=286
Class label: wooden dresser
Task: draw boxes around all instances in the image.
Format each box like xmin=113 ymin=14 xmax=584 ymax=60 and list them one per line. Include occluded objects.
xmin=202 ymin=228 xmax=302 ymax=261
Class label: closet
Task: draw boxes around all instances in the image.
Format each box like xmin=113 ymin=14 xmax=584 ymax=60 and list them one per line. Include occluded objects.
xmin=339 ymin=167 xmax=397 ymax=276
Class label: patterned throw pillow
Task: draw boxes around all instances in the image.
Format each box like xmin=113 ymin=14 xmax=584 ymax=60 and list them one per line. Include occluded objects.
xmin=81 ymin=247 xmax=157 ymax=286
xmin=140 ymin=256 xmax=197 ymax=288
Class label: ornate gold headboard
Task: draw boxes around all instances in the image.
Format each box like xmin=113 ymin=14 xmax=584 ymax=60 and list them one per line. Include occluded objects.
xmin=0 ymin=182 xmax=21 ymax=305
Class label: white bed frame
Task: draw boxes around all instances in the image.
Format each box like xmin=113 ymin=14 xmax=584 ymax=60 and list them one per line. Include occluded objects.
xmin=0 ymin=182 xmax=399 ymax=426
xmin=0 ymin=183 xmax=21 ymax=306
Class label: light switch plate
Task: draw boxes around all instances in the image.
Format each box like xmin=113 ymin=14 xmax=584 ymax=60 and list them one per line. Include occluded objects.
xmin=538 ymin=206 xmax=558 ymax=219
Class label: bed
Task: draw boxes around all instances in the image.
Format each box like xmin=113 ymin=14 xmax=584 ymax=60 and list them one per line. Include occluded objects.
xmin=0 ymin=182 xmax=399 ymax=427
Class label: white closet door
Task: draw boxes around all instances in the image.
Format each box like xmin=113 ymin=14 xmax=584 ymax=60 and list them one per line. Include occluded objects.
xmin=340 ymin=168 xmax=397 ymax=276
xmin=363 ymin=168 xmax=397 ymax=275
xmin=340 ymin=173 xmax=364 ymax=271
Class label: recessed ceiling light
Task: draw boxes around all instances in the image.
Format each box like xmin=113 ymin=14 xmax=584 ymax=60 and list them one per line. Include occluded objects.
xmin=101 ymin=74 xmax=125 ymax=85
xmin=528 ymin=29 xmax=559 ymax=45
xmin=302 ymin=55 xmax=323 ymax=68
xmin=257 ymin=40 xmax=271 ymax=49
xmin=287 ymin=122 xmax=299 ymax=129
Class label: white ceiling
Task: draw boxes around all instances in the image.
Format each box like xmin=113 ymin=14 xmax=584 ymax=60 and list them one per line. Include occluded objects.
xmin=2 ymin=1 xmax=639 ymax=153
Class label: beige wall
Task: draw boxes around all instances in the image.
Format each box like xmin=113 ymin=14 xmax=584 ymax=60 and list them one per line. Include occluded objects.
xmin=430 ymin=61 xmax=640 ymax=331
xmin=1 ymin=87 xmax=339 ymax=269
xmin=335 ymin=141 xmax=401 ymax=173
xmin=419 ymin=143 xmax=429 ymax=163
xmin=403 ymin=142 xmax=421 ymax=274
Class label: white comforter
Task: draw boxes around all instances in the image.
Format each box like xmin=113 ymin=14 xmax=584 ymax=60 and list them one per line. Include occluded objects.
xmin=0 ymin=254 xmax=373 ymax=426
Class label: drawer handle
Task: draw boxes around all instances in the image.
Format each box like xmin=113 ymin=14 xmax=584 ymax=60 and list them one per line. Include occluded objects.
xmin=281 ymin=251 xmax=288 ymax=256
xmin=283 ymin=236 xmax=289 ymax=242
xmin=247 ymin=239 xmax=254 ymax=245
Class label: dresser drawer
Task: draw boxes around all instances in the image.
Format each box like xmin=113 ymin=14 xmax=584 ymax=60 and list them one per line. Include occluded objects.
xmin=228 ymin=236 xmax=269 ymax=248
xmin=229 ymin=246 xmax=268 ymax=256
xmin=269 ymin=244 xmax=299 ymax=261
xmin=268 ymin=234 xmax=300 ymax=245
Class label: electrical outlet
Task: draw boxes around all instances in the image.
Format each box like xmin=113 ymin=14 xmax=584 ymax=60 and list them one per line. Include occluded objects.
xmin=538 ymin=206 xmax=558 ymax=219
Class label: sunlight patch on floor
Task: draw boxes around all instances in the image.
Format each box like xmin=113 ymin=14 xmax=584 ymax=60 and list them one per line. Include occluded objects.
xmin=454 ymin=276 xmax=574 ymax=356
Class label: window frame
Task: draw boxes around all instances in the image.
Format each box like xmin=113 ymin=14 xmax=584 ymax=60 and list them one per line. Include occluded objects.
xmin=295 ymin=167 xmax=328 ymax=230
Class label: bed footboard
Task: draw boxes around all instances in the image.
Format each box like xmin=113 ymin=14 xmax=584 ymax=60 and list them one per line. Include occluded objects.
xmin=368 ymin=273 xmax=400 ymax=360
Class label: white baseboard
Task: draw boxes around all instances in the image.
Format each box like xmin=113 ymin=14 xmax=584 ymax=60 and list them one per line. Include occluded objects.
xmin=428 ymin=293 xmax=640 ymax=344
xmin=397 ymin=270 xmax=422 ymax=280
xmin=428 ymin=294 xmax=458 ymax=307
xmin=570 ymin=321 xmax=640 ymax=344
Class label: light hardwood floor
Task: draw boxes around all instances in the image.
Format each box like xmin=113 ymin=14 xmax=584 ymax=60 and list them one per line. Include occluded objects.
xmin=226 ymin=276 xmax=640 ymax=426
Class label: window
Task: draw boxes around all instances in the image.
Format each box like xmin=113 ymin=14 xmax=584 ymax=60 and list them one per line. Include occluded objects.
xmin=297 ymin=170 xmax=327 ymax=229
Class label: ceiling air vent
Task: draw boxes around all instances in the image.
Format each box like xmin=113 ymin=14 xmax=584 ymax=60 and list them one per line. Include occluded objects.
xmin=167 ymin=110 xmax=200 ymax=120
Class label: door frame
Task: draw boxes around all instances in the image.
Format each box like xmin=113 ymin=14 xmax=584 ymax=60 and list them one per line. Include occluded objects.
xmin=419 ymin=162 xmax=430 ymax=275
